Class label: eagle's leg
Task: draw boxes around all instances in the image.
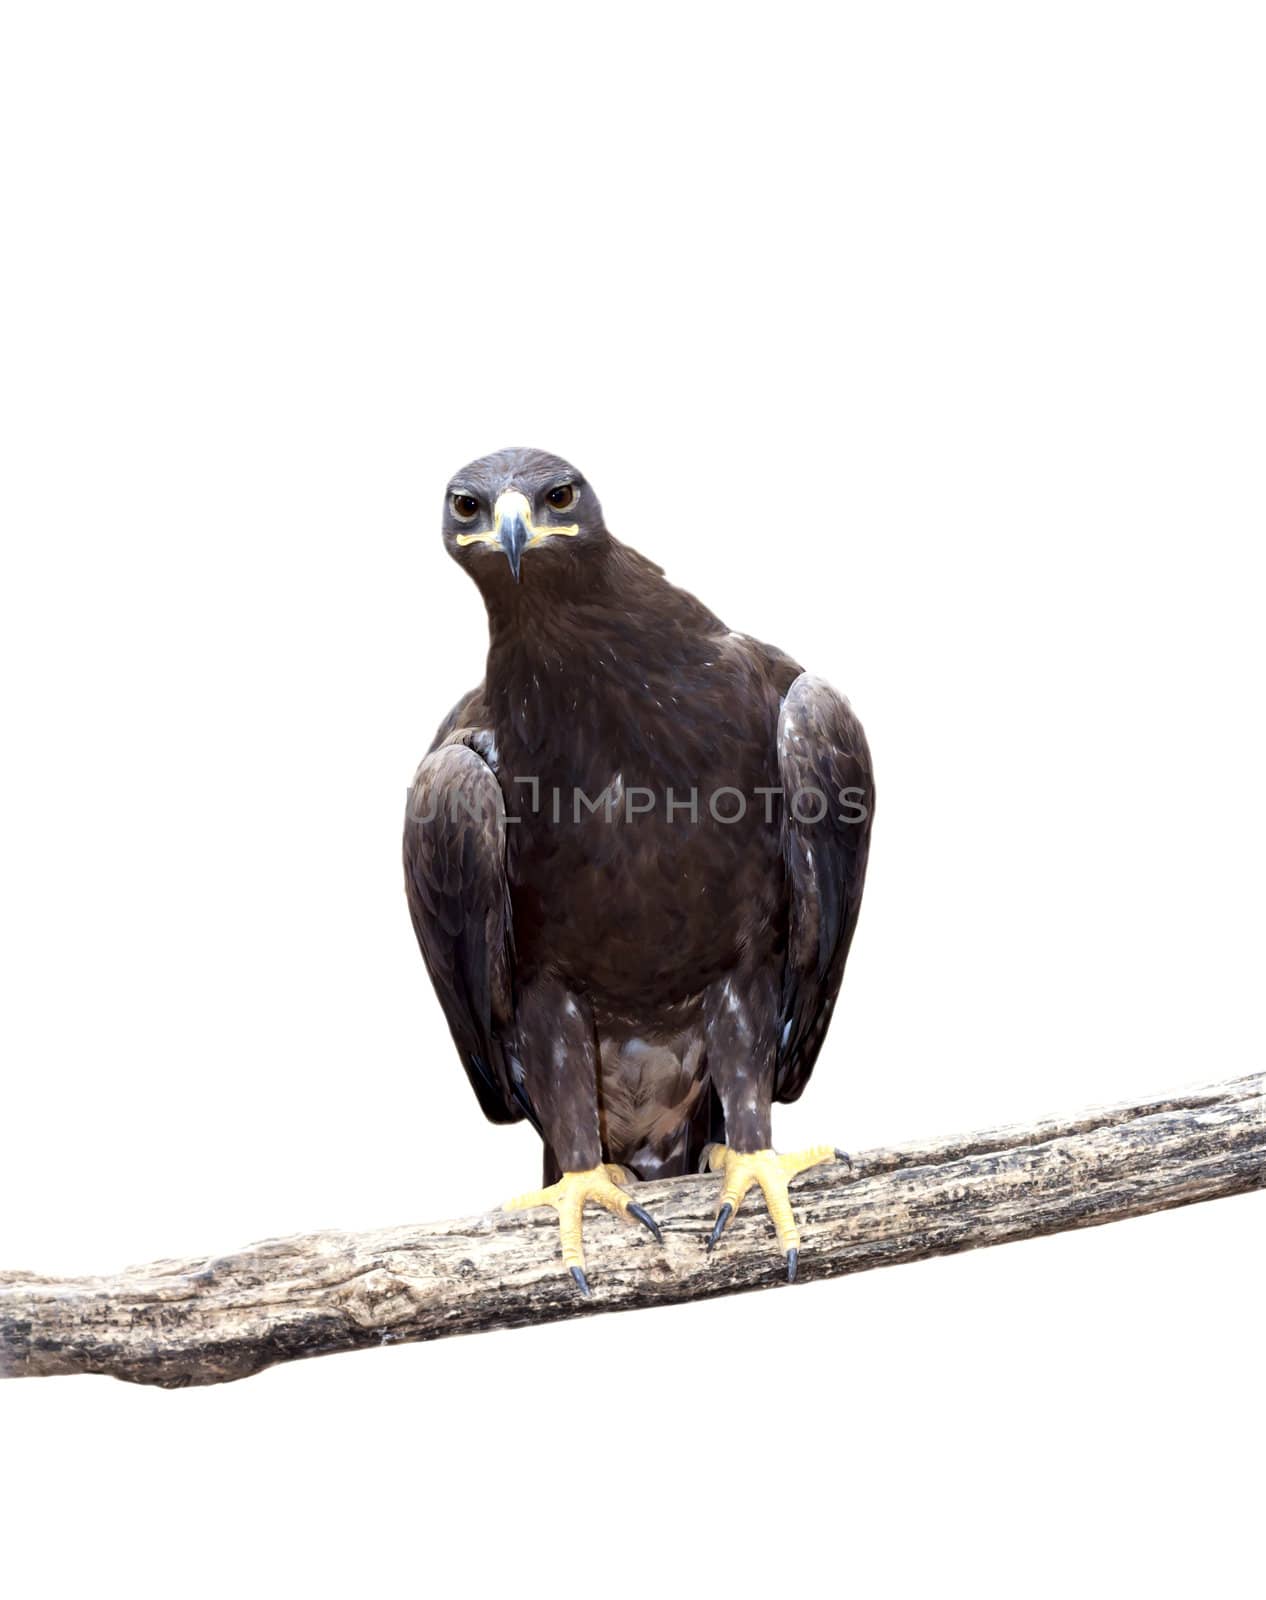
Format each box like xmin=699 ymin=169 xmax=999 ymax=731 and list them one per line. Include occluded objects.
xmin=702 ymin=1144 xmax=838 ymax=1281
xmin=701 ymin=970 xmax=840 ymax=1280
xmin=505 ymin=1164 xmax=661 ymax=1295
xmin=500 ymin=976 xmax=662 ymax=1295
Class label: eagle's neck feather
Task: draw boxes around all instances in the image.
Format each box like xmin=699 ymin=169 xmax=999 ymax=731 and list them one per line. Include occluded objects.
xmin=479 ymin=538 xmax=725 ymax=758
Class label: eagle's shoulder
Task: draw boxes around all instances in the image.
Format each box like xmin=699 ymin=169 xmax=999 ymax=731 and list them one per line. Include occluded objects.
xmin=718 ymin=629 xmax=806 ymax=705
xmin=427 ymin=683 xmax=492 ymax=756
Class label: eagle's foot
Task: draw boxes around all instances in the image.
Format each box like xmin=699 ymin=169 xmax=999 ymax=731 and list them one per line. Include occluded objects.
xmin=503 ymin=1163 xmax=662 ymax=1295
xmin=703 ymin=1144 xmax=837 ymax=1281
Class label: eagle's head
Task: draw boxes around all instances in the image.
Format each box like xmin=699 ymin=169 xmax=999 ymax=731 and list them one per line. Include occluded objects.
xmin=441 ymin=447 xmax=607 ymax=587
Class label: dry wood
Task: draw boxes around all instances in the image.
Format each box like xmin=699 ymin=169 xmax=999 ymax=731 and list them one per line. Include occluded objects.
xmin=3 ymin=1074 xmax=1261 ymax=1388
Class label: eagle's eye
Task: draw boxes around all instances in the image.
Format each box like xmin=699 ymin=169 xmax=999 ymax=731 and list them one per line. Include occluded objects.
xmin=545 ymin=483 xmax=577 ymax=512
xmin=451 ymin=493 xmax=480 ymax=521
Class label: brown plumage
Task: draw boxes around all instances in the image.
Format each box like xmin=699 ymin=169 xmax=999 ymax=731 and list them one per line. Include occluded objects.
xmin=403 ymin=448 xmax=872 ymax=1282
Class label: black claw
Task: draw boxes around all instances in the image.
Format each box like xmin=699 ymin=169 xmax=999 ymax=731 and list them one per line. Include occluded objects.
xmin=707 ymin=1202 xmax=734 ymax=1253
xmin=786 ymin=1247 xmax=799 ymax=1283
xmin=628 ymin=1202 xmax=663 ymax=1244
xmin=570 ymin=1265 xmax=591 ymax=1296
xmin=834 ymin=1147 xmax=853 ymax=1170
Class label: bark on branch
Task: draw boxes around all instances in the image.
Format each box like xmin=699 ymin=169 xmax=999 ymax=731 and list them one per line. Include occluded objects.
xmin=3 ymin=1074 xmax=1262 ymax=1388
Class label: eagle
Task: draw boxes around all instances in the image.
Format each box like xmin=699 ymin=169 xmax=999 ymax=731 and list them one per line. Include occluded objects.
xmin=404 ymin=448 xmax=872 ymax=1292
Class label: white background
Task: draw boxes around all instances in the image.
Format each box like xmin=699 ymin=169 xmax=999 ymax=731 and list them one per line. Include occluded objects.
xmin=2 ymin=3 xmax=1262 ymax=1594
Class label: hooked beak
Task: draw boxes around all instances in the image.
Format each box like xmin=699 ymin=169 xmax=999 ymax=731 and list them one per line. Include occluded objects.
xmin=494 ymin=491 xmax=530 ymax=583
xmin=453 ymin=488 xmax=580 ymax=579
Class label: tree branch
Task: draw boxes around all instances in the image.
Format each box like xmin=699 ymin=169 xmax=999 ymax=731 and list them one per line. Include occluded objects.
xmin=3 ymin=1074 xmax=1262 ymax=1388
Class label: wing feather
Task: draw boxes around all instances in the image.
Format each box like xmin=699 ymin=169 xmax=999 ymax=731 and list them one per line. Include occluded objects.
xmin=402 ymin=736 xmax=521 ymax=1124
xmin=775 ymin=673 xmax=874 ymax=1101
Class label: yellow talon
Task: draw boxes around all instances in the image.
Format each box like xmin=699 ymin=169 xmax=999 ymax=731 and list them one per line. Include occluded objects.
xmin=504 ymin=1163 xmax=661 ymax=1292
xmin=705 ymin=1144 xmax=837 ymax=1277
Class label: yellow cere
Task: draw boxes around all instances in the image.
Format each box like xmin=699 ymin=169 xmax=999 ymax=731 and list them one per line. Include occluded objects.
xmin=455 ymin=489 xmax=580 ymax=548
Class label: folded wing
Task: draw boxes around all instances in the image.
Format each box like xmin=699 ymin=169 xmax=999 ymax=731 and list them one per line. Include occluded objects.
xmin=402 ymin=737 xmax=522 ymax=1124
xmin=774 ymin=673 xmax=874 ymax=1102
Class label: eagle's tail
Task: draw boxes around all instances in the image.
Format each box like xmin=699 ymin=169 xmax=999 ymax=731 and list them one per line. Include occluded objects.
xmin=541 ymin=1082 xmax=725 ymax=1186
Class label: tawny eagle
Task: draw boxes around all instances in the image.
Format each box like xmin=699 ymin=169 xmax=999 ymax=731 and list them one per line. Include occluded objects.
xmin=404 ymin=448 xmax=872 ymax=1291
